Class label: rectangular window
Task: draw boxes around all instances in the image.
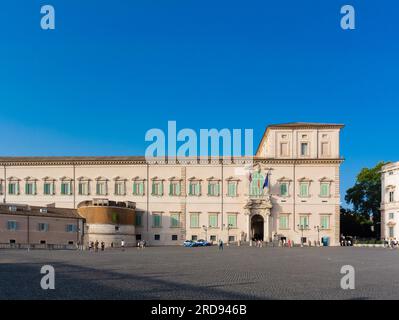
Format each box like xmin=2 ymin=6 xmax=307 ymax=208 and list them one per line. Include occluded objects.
xmin=280 ymin=183 xmax=288 ymax=196
xmin=299 ymin=183 xmax=309 ymax=197
xmin=300 ymin=143 xmax=309 ymax=156
xmin=210 ymin=235 xmax=216 ymax=241
xmin=136 ymin=234 xmax=142 ymax=241
xmin=227 ymin=181 xmax=237 ymax=197
xmin=151 ymin=181 xmax=163 ymax=196
xmin=135 ymin=212 xmax=143 ymax=226
xmin=227 ymin=214 xmax=237 ymax=228
xmin=389 ymin=227 xmax=394 ymax=238
xmin=280 ymin=142 xmax=289 ymax=156
xmin=299 ymin=216 xmax=309 ymax=229
xmin=191 ymin=235 xmax=198 ymax=241
xmin=61 ymin=182 xmax=71 ymax=195
xmin=96 ymin=182 xmax=107 ymax=195
xmin=133 ymin=181 xmax=144 ymax=195
xmin=389 ymin=191 xmax=395 ymax=203
xmin=114 ymin=182 xmax=125 ymax=195
xmin=389 ymin=212 xmax=394 ymax=220
xmin=321 ymin=142 xmax=330 ymax=156
xmin=279 ymin=215 xmax=288 ymax=229
xmin=7 ymin=220 xmax=17 ymax=231
xmin=320 ymin=183 xmax=330 ymax=197
xmin=169 ymin=182 xmax=181 ymax=196
xmin=172 ymin=235 xmax=178 ymax=241
xmin=43 ymin=182 xmax=54 ymax=195
xmin=154 ymin=234 xmax=160 ymax=241
xmin=0 ymin=181 xmax=3 ymax=195
xmin=228 ymin=236 xmax=235 ymax=242
xmin=208 ymin=213 xmax=218 ymax=228
xmin=8 ymin=182 xmax=18 ymax=195
xmin=170 ymin=213 xmax=180 ymax=228
xmin=66 ymin=224 xmax=77 ymax=232
xmin=208 ymin=182 xmax=220 ymax=196
xmin=25 ymin=182 xmax=35 ymax=195
xmin=78 ymin=182 xmax=89 ymax=196
xmin=38 ymin=223 xmax=49 ymax=232
xmin=152 ymin=214 xmax=162 ymax=228
xmin=189 ymin=181 xmax=201 ymax=196
xmin=190 ymin=213 xmax=199 ymax=228
xmin=320 ymin=216 xmax=330 ymax=229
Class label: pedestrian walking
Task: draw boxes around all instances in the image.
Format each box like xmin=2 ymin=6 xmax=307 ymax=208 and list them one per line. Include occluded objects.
xmin=95 ymin=240 xmax=99 ymax=252
xmin=121 ymin=239 xmax=125 ymax=251
xmin=218 ymin=239 xmax=224 ymax=251
xmin=101 ymin=241 xmax=105 ymax=251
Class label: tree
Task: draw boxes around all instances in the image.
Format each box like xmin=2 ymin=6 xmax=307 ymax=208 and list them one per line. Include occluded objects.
xmin=344 ymin=161 xmax=385 ymax=238
xmin=340 ymin=207 xmax=373 ymax=238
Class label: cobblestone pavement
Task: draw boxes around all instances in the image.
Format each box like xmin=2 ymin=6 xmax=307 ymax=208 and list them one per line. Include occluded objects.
xmin=1 ymin=246 xmax=398 ymax=300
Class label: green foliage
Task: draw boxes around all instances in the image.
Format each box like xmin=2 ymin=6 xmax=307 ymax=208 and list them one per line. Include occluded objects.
xmin=343 ymin=161 xmax=385 ymax=238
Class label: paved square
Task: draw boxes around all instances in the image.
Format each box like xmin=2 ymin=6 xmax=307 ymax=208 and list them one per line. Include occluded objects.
xmin=1 ymin=246 xmax=399 ymax=300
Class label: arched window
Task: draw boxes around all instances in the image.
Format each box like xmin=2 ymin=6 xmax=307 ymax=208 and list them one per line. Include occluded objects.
xmin=250 ymin=172 xmax=264 ymax=197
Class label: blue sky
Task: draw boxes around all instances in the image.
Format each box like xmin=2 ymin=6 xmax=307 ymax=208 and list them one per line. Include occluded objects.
xmin=0 ymin=0 xmax=398 ymax=202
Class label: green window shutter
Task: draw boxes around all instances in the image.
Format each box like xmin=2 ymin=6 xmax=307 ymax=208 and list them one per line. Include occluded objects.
xmin=209 ymin=214 xmax=217 ymax=227
xmin=208 ymin=183 xmax=211 ymax=196
xmin=176 ymin=183 xmax=181 ymax=196
xmin=139 ymin=182 xmax=144 ymax=195
xmin=189 ymin=183 xmax=193 ymax=195
xmin=228 ymin=215 xmax=237 ymax=228
xmin=160 ymin=182 xmax=163 ymax=195
xmin=152 ymin=182 xmax=155 ymax=195
xmin=198 ymin=183 xmax=201 ymax=196
xmin=133 ymin=182 xmax=137 ymax=195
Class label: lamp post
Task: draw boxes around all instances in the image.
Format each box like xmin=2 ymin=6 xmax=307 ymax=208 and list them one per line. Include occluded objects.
xmin=223 ymin=223 xmax=233 ymax=245
xmin=297 ymin=224 xmax=308 ymax=247
xmin=314 ymin=225 xmax=320 ymax=246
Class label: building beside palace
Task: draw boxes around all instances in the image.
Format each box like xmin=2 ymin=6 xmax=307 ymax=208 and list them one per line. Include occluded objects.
xmin=0 ymin=203 xmax=84 ymax=247
xmin=380 ymin=162 xmax=399 ymax=240
xmin=0 ymin=122 xmax=344 ymax=246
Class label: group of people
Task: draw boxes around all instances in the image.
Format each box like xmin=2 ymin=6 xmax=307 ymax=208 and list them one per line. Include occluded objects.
xmin=385 ymin=238 xmax=398 ymax=248
xmin=88 ymin=240 xmax=105 ymax=252
xmin=137 ymin=240 xmax=146 ymax=249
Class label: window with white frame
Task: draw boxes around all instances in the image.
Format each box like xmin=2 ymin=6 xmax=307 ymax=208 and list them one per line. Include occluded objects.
xmin=299 ymin=215 xmax=309 ymax=229
xmin=207 ymin=179 xmax=220 ymax=197
xmin=299 ymin=180 xmax=310 ymax=197
xmin=151 ymin=179 xmax=164 ymax=196
xmin=60 ymin=178 xmax=73 ymax=195
xmin=132 ymin=178 xmax=145 ymax=196
xmin=24 ymin=178 xmax=37 ymax=195
xmin=389 ymin=212 xmax=394 ymax=220
xmin=279 ymin=215 xmax=289 ymax=229
xmin=208 ymin=213 xmax=218 ymax=228
xmin=43 ymin=178 xmax=55 ymax=195
xmin=0 ymin=180 xmax=3 ymax=195
xmin=169 ymin=179 xmax=181 ymax=196
xmin=190 ymin=213 xmax=200 ymax=228
xmin=226 ymin=179 xmax=238 ymax=197
xmin=227 ymin=213 xmax=237 ymax=228
xmin=170 ymin=213 xmax=180 ymax=228
xmin=300 ymin=142 xmax=309 ymax=156
xmin=279 ymin=182 xmax=289 ymax=197
xmin=152 ymin=213 xmax=162 ymax=228
xmin=135 ymin=211 xmax=143 ymax=227
xmin=114 ymin=178 xmax=126 ymax=196
xmin=8 ymin=179 xmax=19 ymax=195
xmin=96 ymin=178 xmax=108 ymax=196
xmin=320 ymin=215 xmax=330 ymax=229
xmin=320 ymin=181 xmax=331 ymax=197
xmin=188 ymin=179 xmax=201 ymax=196
xmin=78 ymin=178 xmax=90 ymax=196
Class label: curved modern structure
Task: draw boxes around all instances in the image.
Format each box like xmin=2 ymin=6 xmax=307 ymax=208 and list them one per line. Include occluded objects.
xmin=77 ymin=199 xmax=136 ymax=247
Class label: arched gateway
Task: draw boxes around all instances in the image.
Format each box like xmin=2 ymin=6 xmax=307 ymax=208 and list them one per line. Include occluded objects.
xmin=251 ymin=214 xmax=264 ymax=241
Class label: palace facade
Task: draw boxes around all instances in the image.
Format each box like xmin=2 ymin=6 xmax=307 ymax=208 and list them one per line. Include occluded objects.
xmin=381 ymin=162 xmax=399 ymax=240
xmin=0 ymin=122 xmax=344 ymax=246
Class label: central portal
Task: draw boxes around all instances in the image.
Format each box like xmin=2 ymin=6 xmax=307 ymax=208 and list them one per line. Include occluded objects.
xmin=251 ymin=214 xmax=264 ymax=241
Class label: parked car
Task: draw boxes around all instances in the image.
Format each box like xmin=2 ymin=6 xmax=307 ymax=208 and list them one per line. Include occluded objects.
xmin=195 ymin=239 xmax=211 ymax=246
xmin=183 ymin=240 xmax=197 ymax=247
